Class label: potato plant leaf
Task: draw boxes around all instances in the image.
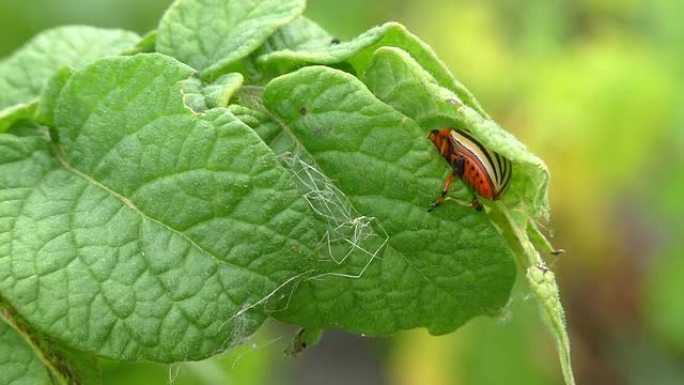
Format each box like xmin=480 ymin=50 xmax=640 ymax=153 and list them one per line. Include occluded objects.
xmin=0 ymin=53 xmax=320 ymax=362
xmin=256 ymin=22 xmax=488 ymax=118
xmin=0 ymin=322 xmax=52 ymax=385
xmin=362 ymin=46 xmax=549 ymax=219
xmin=0 ymin=26 xmax=139 ymax=110
xmin=261 ymin=66 xmax=516 ymax=334
xmin=0 ymin=102 xmax=37 ymax=133
xmin=362 ymin=46 xmax=572 ymax=383
xmin=1 ymin=294 xmax=102 ymax=385
xmin=256 ymin=16 xmax=333 ymax=55
xmin=157 ymin=0 xmax=305 ymax=77
xmin=0 ymin=0 xmax=575 ymax=383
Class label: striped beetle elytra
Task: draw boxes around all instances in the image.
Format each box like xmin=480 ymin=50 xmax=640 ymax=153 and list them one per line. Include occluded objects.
xmin=428 ymin=128 xmax=512 ymax=211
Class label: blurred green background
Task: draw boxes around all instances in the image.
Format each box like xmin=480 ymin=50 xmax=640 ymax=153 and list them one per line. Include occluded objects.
xmin=2 ymin=0 xmax=683 ymax=384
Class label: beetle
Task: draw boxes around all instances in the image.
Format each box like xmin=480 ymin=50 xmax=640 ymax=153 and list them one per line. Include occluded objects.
xmin=428 ymin=128 xmax=512 ymax=211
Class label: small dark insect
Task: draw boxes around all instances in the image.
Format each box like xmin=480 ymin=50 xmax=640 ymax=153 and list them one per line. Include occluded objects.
xmin=299 ymin=106 xmax=308 ymax=115
xmin=428 ymin=128 xmax=512 ymax=211
xmin=330 ymin=37 xmax=341 ymax=45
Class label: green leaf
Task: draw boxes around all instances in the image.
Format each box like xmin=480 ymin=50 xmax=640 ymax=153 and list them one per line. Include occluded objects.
xmin=256 ymin=16 xmax=333 ymax=55
xmin=228 ymin=91 xmax=299 ymax=154
xmin=151 ymin=72 xmax=243 ymax=115
xmin=0 ymin=322 xmax=51 ymax=385
xmin=362 ymin=46 xmax=550 ymax=219
xmin=0 ymin=53 xmax=320 ymax=362
xmin=124 ymin=30 xmax=158 ymax=55
xmin=35 ymin=67 xmax=75 ymax=127
xmin=497 ymin=206 xmax=575 ymax=385
xmin=100 ymin=326 xmax=276 ymax=385
xmin=262 ymin=65 xmax=516 ymax=335
xmin=359 ymin=46 xmax=571 ymax=384
xmin=1 ymin=297 xmax=101 ymax=385
xmin=157 ymin=0 xmax=305 ymax=77
xmin=257 ymin=22 xmax=488 ymax=117
xmin=0 ymin=4 xmax=574 ymax=384
xmin=0 ymin=102 xmax=37 ymax=133
xmin=0 ymin=26 xmax=139 ymax=110
xmin=203 ymin=73 xmax=244 ymax=109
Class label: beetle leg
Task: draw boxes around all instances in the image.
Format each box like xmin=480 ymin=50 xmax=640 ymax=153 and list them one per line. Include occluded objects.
xmin=429 ymin=170 xmax=457 ymax=211
xmin=439 ymin=135 xmax=451 ymax=156
xmin=471 ymin=197 xmax=483 ymax=211
xmin=452 ymin=155 xmax=465 ymax=177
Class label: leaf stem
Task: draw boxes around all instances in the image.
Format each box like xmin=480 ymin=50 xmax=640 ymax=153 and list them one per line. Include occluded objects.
xmin=494 ymin=201 xmax=576 ymax=385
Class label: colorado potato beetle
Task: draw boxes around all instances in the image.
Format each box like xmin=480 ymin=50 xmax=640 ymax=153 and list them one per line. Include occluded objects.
xmin=428 ymin=128 xmax=512 ymax=211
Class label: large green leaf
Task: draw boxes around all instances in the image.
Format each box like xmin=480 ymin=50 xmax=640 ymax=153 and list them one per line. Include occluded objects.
xmin=0 ymin=26 xmax=139 ymax=110
xmin=261 ymin=66 xmax=516 ymax=335
xmin=355 ymin=48 xmax=570 ymax=383
xmin=0 ymin=53 xmax=319 ymax=362
xmin=257 ymin=22 xmax=488 ymax=117
xmin=157 ymin=0 xmax=305 ymax=77
xmin=0 ymin=1 xmax=574 ymax=382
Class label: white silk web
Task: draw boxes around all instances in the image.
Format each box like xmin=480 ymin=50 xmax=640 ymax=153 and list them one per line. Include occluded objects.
xmin=185 ymin=150 xmax=391 ymax=365
xmin=279 ymin=152 xmax=388 ymax=279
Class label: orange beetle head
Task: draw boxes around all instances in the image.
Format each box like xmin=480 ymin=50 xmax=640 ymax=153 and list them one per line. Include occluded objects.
xmin=428 ymin=128 xmax=452 ymax=158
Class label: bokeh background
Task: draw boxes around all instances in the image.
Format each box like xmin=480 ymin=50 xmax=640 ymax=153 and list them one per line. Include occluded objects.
xmin=2 ymin=0 xmax=682 ymax=384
